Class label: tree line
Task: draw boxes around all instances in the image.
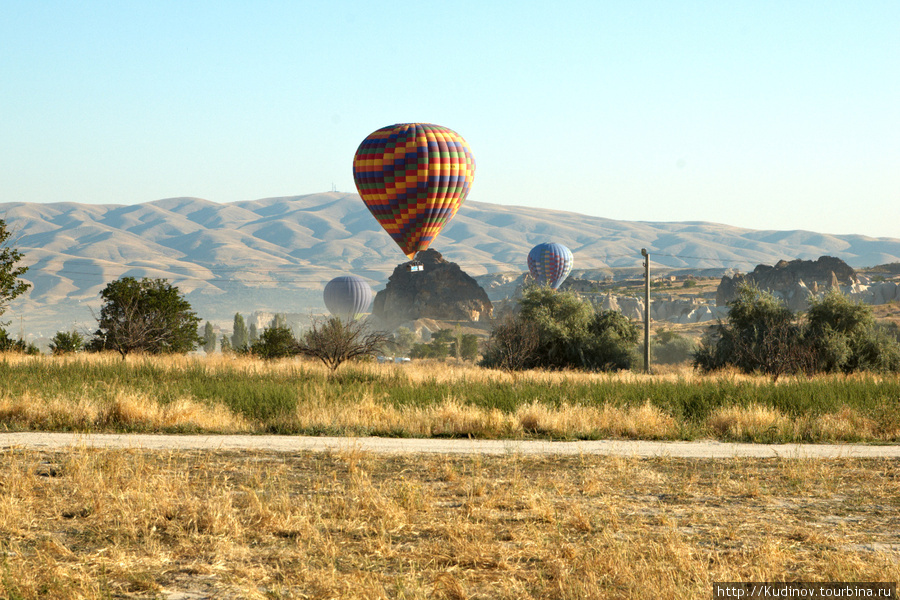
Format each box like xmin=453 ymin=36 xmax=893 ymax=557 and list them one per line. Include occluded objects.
xmin=3 ymin=217 xmax=900 ymax=375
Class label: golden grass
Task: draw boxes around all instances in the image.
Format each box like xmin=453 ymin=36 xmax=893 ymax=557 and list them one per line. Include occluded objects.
xmin=3 ymin=352 xmax=900 ymax=442
xmin=0 ymin=390 xmax=250 ymax=433
xmin=1 ymin=448 xmax=897 ymax=598
xmin=706 ymin=404 xmax=897 ymax=442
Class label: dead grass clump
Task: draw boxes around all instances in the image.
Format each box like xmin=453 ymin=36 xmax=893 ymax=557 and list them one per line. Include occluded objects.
xmin=516 ymin=401 xmax=678 ymax=439
xmin=102 ymin=392 xmax=250 ymax=432
xmin=707 ymin=404 xmax=795 ymax=441
xmin=426 ymin=399 xmax=509 ymax=438
xmin=0 ymin=393 xmax=101 ymax=429
xmin=0 ymin=390 xmax=249 ymax=433
xmin=807 ymin=406 xmax=878 ymax=442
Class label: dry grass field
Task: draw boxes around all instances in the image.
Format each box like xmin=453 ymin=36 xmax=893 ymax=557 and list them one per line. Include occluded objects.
xmin=2 ymin=354 xmax=899 ymax=598
xmin=2 ymin=353 xmax=900 ymax=444
xmin=1 ymin=447 xmax=898 ymax=599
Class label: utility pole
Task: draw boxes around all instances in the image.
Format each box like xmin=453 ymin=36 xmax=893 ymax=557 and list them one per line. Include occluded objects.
xmin=641 ymin=248 xmax=651 ymax=374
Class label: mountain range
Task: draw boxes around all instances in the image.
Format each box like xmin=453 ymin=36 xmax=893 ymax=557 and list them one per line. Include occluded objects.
xmin=3 ymin=192 xmax=899 ymax=338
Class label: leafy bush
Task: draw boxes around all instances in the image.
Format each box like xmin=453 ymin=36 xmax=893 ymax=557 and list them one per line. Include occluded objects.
xmin=410 ymin=340 xmax=448 ymax=359
xmin=480 ymin=287 xmax=639 ymax=371
xmin=251 ymin=326 xmax=298 ymax=359
xmin=694 ymin=284 xmax=809 ymax=378
xmin=50 ymin=330 xmax=84 ymax=355
xmin=411 ymin=328 xmax=480 ymax=361
xmin=0 ymin=327 xmax=39 ymax=355
xmin=651 ymin=330 xmax=697 ymax=365
xmin=695 ymin=285 xmax=900 ymax=376
xmin=459 ymin=333 xmax=479 ymax=361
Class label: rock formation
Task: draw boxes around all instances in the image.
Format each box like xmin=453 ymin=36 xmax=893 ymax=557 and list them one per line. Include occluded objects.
xmin=716 ymin=256 xmax=858 ymax=310
xmin=371 ymin=249 xmax=493 ymax=328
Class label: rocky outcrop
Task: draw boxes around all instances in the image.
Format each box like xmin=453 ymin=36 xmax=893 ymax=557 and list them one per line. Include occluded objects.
xmin=577 ymin=292 xmax=728 ymax=325
xmin=371 ymin=249 xmax=493 ymax=328
xmin=853 ymin=281 xmax=900 ymax=305
xmin=716 ymin=256 xmax=858 ymax=309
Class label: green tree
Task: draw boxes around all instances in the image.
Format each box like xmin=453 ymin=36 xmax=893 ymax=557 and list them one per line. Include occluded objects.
xmin=231 ymin=313 xmax=249 ymax=351
xmin=690 ymin=284 xmax=900 ymax=377
xmin=389 ymin=326 xmax=418 ymax=355
xmin=252 ymin=325 xmax=298 ymax=359
xmin=90 ymin=277 xmax=201 ymax=358
xmin=584 ymin=309 xmax=640 ymax=370
xmin=220 ymin=334 xmax=233 ymax=354
xmin=0 ymin=328 xmax=39 ymax=354
xmin=650 ymin=329 xmax=697 ymax=365
xmin=480 ymin=287 xmax=639 ymax=371
xmin=269 ymin=313 xmax=288 ymax=330
xmin=0 ymin=219 xmax=31 ymax=326
xmin=694 ymin=284 xmax=808 ymax=377
xmin=249 ymin=322 xmax=259 ymax=344
xmin=459 ymin=333 xmax=479 ymax=361
xmin=50 ymin=330 xmax=84 ymax=355
xmin=806 ymin=289 xmax=900 ymax=373
xmin=203 ymin=321 xmax=217 ymax=354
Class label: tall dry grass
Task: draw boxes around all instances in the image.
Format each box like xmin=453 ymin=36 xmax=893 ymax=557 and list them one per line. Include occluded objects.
xmin=2 ymin=352 xmax=900 ymax=442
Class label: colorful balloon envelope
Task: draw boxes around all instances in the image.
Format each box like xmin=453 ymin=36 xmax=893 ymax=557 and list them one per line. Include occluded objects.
xmin=323 ymin=275 xmax=373 ymax=320
xmin=527 ymin=243 xmax=574 ymax=290
xmin=353 ymin=123 xmax=475 ymax=259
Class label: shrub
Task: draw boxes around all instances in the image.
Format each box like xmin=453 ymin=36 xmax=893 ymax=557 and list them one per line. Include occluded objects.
xmin=50 ymin=330 xmax=84 ymax=355
xmin=0 ymin=327 xmax=39 ymax=355
xmin=478 ymin=314 xmax=540 ymax=371
xmin=480 ymin=287 xmax=639 ymax=371
xmin=251 ymin=326 xmax=298 ymax=359
xmin=459 ymin=333 xmax=480 ymax=361
xmin=651 ymin=330 xmax=697 ymax=365
xmin=695 ymin=285 xmax=900 ymax=376
xmin=297 ymin=317 xmax=390 ymax=371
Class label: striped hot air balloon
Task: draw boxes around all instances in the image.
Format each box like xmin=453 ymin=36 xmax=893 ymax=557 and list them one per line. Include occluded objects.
xmin=353 ymin=123 xmax=475 ymax=260
xmin=527 ymin=243 xmax=574 ymax=290
xmin=323 ymin=275 xmax=373 ymax=321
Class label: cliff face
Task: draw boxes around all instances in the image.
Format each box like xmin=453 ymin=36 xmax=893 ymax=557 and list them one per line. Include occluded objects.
xmin=371 ymin=249 xmax=493 ymax=328
xmin=716 ymin=256 xmax=858 ymax=310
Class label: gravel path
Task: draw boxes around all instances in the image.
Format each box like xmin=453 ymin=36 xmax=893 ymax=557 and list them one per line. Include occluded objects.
xmin=3 ymin=432 xmax=900 ymax=458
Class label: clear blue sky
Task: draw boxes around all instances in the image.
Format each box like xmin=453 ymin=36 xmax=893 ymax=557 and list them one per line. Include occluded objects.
xmin=2 ymin=0 xmax=898 ymax=238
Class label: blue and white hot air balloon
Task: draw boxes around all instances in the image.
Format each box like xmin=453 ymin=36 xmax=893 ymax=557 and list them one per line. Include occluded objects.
xmin=323 ymin=275 xmax=373 ymax=320
xmin=527 ymin=243 xmax=574 ymax=290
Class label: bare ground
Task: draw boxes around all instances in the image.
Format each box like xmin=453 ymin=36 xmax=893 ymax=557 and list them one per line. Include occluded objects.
xmin=3 ymin=432 xmax=900 ymax=458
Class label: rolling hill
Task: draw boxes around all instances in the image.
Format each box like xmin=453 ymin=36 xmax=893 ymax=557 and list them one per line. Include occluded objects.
xmin=3 ymin=192 xmax=899 ymax=338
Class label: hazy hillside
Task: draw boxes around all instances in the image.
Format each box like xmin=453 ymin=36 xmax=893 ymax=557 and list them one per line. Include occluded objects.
xmin=3 ymin=192 xmax=900 ymax=338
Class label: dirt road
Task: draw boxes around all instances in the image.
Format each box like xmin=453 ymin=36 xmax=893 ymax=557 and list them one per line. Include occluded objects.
xmin=3 ymin=432 xmax=900 ymax=458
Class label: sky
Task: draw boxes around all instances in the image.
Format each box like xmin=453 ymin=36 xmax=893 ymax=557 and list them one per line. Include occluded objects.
xmin=2 ymin=0 xmax=898 ymax=238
